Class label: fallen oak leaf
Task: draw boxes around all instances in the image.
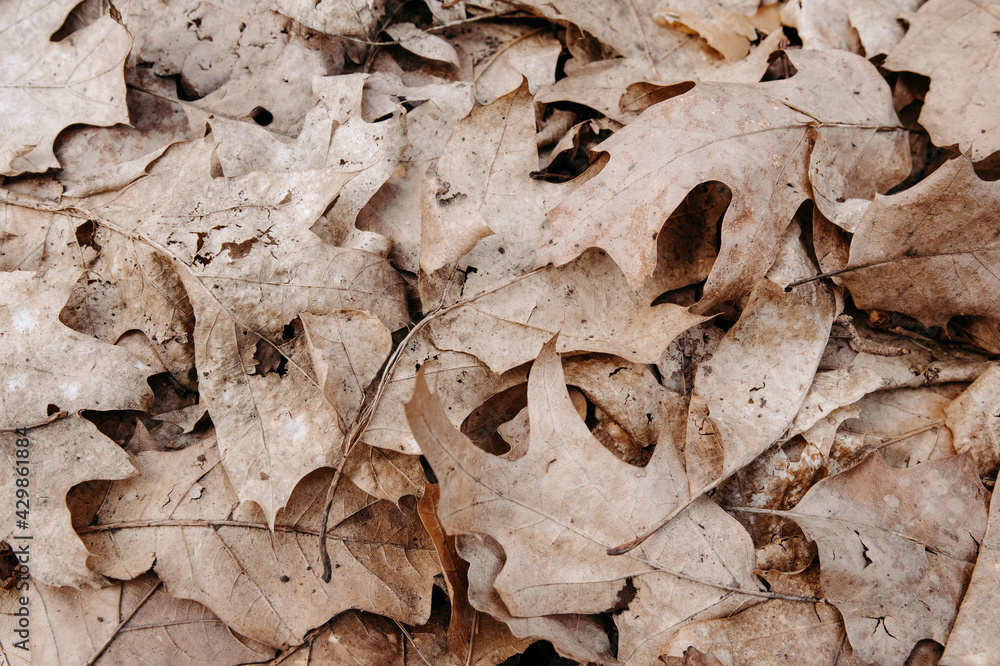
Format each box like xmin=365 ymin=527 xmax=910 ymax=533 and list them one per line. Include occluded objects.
xmin=735 ymin=453 xmax=988 ymax=665
xmin=0 ymin=0 xmax=131 ymax=176
xmin=535 ymin=48 xmax=908 ymax=310
xmin=71 ymin=138 xmax=410 ymax=525
xmin=79 ymin=434 xmax=439 ymax=649
xmin=884 ymin=0 xmax=1000 ymax=161
xmin=941 ymin=478 xmax=1000 ymax=663
xmin=836 ymin=155 xmax=1000 ymax=330
xmin=31 ymin=573 xmax=275 ymax=665
xmin=407 ymin=337 xmax=771 ymax=665
xmin=429 ymin=250 xmax=706 ymax=375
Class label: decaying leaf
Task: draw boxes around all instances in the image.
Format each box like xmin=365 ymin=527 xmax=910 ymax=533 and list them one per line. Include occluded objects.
xmin=537 ymin=49 xmax=908 ymax=309
xmin=945 ymin=364 xmax=1000 ymax=476
xmin=787 ymin=453 xmax=988 ymax=664
xmin=885 ymin=0 xmax=1000 ymax=161
xmin=80 ymin=435 xmax=439 ymax=648
xmin=408 ymin=338 xmax=761 ymax=664
xmin=839 ymin=155 xmax=1000 ymax=330
xmin=32 ymin=573 xmax=275 ymax=665
xmin=0 ymin=0 xmax=131 ymax=176
xmin=660 ymin=600 xmax=862 ymax=665
xmin=941 ymin=485 xmax=1000 ymax=664
xmin=684 ymin=224 xmax=836 ymax=493
xmin=430 ymin=250 xmax=706 ymax=374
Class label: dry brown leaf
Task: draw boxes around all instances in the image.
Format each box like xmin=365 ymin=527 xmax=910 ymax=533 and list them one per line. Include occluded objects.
xmin=0 ymin=0 xmax=131 ymax=176
xmin=940 ymin=485 xmax=1000 ymax=664
xmin=468 ymin=27 xmax=562 ymax=105
xmin=660 ymin=600 xmax=864 ymax=665
xmin=537 ymin=49 xmax=908 ymax=309
xmin=386 ymin=22 xmax=460 ymax=67
xmin=209 ymin=74 xmax=407 ymax=241
xmin=430 ymin=250 xmax=706 ymax=375
xmin=74 ymin=138 xmax=408 ymax=524
xmin=363 ymin=334 xmax=528 ymax=455
xmin=885 ymin=0 xmax=1000 ymax=161
xmin=417 ymin=485 xmax=535 ymax=663
xmin=0 ymin=266 xmax=157 ymax=431
xmin=786 ymin=453 xmax=988 ymax=665
xmin=536 ymin=30 xmax=783 ymax=126
xmin=2 ymin=415 xmax=135 ymax=589
xmin=31 ymin=573 xmax=275 ymax=665
xmin=407 ymin=338 xmax=762 ymax=665
xmin=781 ymin=0 xmax=921 ymax=56
xmin=839 ymin=156 xmax=1000 ymax=330
xmin=683 ymin=225 xmax=836 ymax=494
xmin=272 ymin=0 xmax=384 ymax=36
xmin=274 ymin=611 xmax=405 ymax=665
xmin=944 ymin=364 xmax=1000 ymax=476
xmin=457 ymin=533 xmax=617 ymax=664
xmin=302 ymin=310 xmax=393 ymax=427
xmin=654 ymin=4 xmax=758 ymax=62
xmin=418 ymin=81 xmax=563 ymax=305
xmin=357 ymin=75 xmax=475 ymax=272
xmin=80 ymin=435 xmax=439 ymax=649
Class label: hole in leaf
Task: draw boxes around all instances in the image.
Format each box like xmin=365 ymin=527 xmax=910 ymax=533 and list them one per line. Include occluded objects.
xmin=250 ymin=107 xmax=273 ymax=126
xmin=461 ymin=384 xmax=528 ymax=457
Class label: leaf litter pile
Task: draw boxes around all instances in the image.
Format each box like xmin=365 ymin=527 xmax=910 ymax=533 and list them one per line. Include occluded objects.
xmin=2 ymin=0 xmax=1000 ymax=663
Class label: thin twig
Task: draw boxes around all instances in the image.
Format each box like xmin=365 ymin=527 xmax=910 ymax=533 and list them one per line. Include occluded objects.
xmin=0 ymin=411 xmax=68 ymax=433
xmin=394 ymin=619 xmax=432 ymax=666
xmin=85 ymin=580 xmax=162 ymax=666
xmin=872 ymin=421 xmax=946 ymax=450
xmin=464 ymin=611 xmax=479 ymax=666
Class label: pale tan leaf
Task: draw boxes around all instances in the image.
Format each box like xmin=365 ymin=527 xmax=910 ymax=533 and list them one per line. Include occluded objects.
xmin=271 ymin=0 xmax=384 ymax=36
xmin=81 ymin=435 xmax=439 ymax=648
xmin=2 ymin=416 xmax=135 ymax=588
xmin=787 ymin=454 xmax=988 ymax=665
xmin=660 ymin=600 xmax=865 ymax=665
xmin=885 ymin=0 xmax=1000 ymax=161
xmin=536 ymin=30 xmax=782 ymax=125
xmin=76 ymin=138 xmax=408 ymax=525
xmin=363 ymin=335 xmax=528 ymax=455
xmin=457 ymin=533 xmax=616 ymax=664
xmin=537 ymin=49 xmax=908 ymax=309
xmin=386 ymin=23 xmax=460 ymax=67
xmin=945 ymin=364 xmax=1000 ymax=476
xmin=781 ymin=0 xmax=921 ymax=56
xmin=0 ymin=0 xmax=131 ymax=175
xmin=654 ymin=5 xmax=757 ymax=62
xmin=941 ymin=486 xmax=1000 ymax=665
xmin=209 ymin=74 xmax=407 ymax=240
xmin=839 ymin=156 xmax=1000 ymax=330
xmin=357 ymin=76 xmax=475 ymax=272
xmin=684 ymin=227 xmax=836 ymax=493
xmin=407 ymin=339 xmax=761 ymax=665
xmin=0 ymin=267 xmax=154 ymax=427
xmin=302 ymin=310 xmax=392 ymax=427
xmin=472 ymin=30 xmax=562 ymax=105
xmin=430 ymin=251 xmax=706 ymax=375
xmin=417 ymin=485 xmax=533 ymax=663
xmin=32 ymin=574 xmax=275 ymax=665
xmin=418 ymin=82 xmax=562 ymax=303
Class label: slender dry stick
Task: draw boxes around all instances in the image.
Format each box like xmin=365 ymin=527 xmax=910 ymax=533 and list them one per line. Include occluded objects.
xmin=872 ymin=421 xmax=946 ymax=450
xmin=394 ymin=619 xmax=433 ymax=666
xmin=85 ymin=581 xmax=162 ymax=666
xmin=0 ymin=411 xmax=68 ymax=432
xmin=464 ymin=611 xmax=480 ymax=666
